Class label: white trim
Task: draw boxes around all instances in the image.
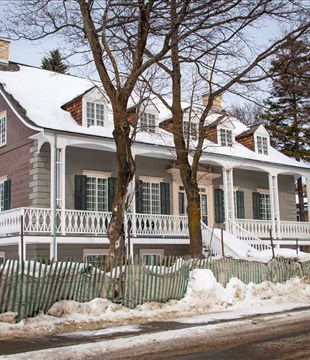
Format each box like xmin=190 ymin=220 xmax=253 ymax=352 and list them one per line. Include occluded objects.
xmin=0 ymin=88 xmax=42 ymax=132
xmin=256 ymin=188 xmax=270 ymax=194
xmin=139 ymin=176 xmax=164 ymax=183
xmin=82 ymin=170 xmax=112 ymax=178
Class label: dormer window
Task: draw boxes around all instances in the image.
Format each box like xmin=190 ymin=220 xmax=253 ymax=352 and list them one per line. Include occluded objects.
xmin=183 ymin=121 xmax=198 ymax=140
xmin=140 ymin=112 xmax=156 ymax=133
xmin=256 ymin=135 xmax=268 ymax=155
xmin=220 ymin=128 xmax=233 ymax=146
xmin=86 ymin=101 xmax=104 ymax=127
xmin=0 ymin=112 xmax=6 ymax=146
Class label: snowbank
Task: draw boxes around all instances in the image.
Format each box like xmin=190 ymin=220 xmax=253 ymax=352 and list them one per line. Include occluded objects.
xmin=0 ymin=268 xmax=310 ymax=341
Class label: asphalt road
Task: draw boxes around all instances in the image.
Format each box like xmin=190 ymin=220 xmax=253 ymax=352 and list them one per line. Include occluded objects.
xmin=1 ymin=308 xmax=310 ymax=359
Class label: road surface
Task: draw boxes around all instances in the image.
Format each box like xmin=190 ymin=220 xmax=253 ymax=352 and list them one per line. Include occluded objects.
xmin=1 ymin=308 xmax=310 ymax=359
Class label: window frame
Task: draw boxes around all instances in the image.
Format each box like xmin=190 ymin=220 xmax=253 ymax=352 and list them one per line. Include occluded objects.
xmin=0 ymin=111 xmax=7 ymax=147
xmin=140 ymin=112 xmax=156 ymax=133
xmin=83 ymin=249 xmax=109 ymax=265
xmin=86 ymin=101 xmax=105 ymax=127
xmin=256 ymin=135 xmax=269 ymax=155
xmin=0 ymin=176 xmax=7 ymax=212
xmin=140 ymin=249 xmax=164 ymax=266
xmin=219 ymin=127 xmax=233 ymax=146
xmin=183 ymin=120 xmax=198 ymax=140
xmin=82 ymin=171 xmax=112 ymax=212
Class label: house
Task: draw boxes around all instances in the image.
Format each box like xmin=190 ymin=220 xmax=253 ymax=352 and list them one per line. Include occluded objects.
xmin=0 ymin=37 xmax=310 ymax=263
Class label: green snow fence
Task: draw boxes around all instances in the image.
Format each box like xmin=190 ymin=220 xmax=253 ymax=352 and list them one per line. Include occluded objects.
xmin=1 ymin=256 xmax=310 ymax=322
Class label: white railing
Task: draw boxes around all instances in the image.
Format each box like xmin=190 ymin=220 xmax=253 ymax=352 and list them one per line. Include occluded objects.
xmin=132 ymin=214 xmax=188 ymax=237
xmin=0 ymin=208 xmax=23 ymax=235
xmin=23 ymin=208 xmax=53 ymax=233
xmin=235 ymin=219 xmax=273 ymax=238
xmin=279 ymin=221 xmax=310 ymax=240
xmin=236 ymin=219 xmax=310 ymax=240
xmin=226 ymin=218 xmax=271 ymax=251
xmin=201 ymin=222 xmax=239 ymax=258
xmin=0 ymin=208 xmax=189 ymax=237
xmin=62 ymin=209 xmax=112 ymax=235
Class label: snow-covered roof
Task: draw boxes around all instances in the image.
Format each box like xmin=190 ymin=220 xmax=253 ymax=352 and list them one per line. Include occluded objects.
xmin=0 ymin=63 xmax=309 ymax=172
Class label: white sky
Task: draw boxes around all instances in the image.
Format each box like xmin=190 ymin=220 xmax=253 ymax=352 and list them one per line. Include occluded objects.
xmin=0 ymin=268 xmax=310 ymax=359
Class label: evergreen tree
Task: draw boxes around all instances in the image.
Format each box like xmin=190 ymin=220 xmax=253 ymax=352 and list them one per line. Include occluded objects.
xmin=262 ymin=36 xmax=310 ymax=220
xmin=41 ymin=49 xmax=69 ymax=74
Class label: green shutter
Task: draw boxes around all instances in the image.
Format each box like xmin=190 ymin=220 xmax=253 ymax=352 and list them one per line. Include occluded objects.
xmin=160 ymin=182 xmax=170 ymax=215
xmin=75 ymin=175 xmax=87 ymax=210
xmin=3 ymin=179 xmax=11 ymax=211
xmin=108 ymin=177 xmax=116 ymax=212
xmin=252 ymin=192 xmax=261 ymax=219
xmin=135 ymin=180 xmax=143 ymax=213
xmin=236 ymin=191 xmax=245 ymax=219
xmin=214 ymin=188 xmax=224 ymax=223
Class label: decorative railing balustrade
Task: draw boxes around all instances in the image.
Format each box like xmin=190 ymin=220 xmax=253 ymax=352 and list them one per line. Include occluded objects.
xmin=226 ymin=218 xmax=271 ymax=251
xmin=0 ymin=208 xmax=309 ymax=241
xmin=235 ymin=219 xmax=310 ymax=240
xmin=0 ymin=208 xmax=189 ymax=238
xmin=201 ymin=222 xmax=240 ymax=258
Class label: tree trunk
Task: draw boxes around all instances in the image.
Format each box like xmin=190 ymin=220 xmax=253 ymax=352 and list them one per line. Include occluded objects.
xmin=185 ymin=180 xmax=203 ymax=257
xmin=107 ymin=103 xmax=136 ymax=259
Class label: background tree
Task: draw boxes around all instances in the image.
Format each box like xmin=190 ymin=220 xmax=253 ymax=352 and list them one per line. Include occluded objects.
xmin=228 ymin=102 xmax=263 ymax=126
xmin=41 ymin=49 xmax=69 ymax=74
xmin=262 ymin=36 xmax=310 ymax=221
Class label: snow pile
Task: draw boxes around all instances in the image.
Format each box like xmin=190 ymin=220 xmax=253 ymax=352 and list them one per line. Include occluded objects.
xmin=1 ymin=269 xmax=310 ymax=340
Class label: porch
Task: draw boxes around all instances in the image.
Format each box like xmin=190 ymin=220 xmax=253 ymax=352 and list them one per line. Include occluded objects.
xmin=1 ymin=207 xmax=309 ymax=245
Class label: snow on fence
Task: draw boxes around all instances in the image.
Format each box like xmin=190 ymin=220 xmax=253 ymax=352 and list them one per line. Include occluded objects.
xmin=0 ymin=256 xmax=309 ymax=323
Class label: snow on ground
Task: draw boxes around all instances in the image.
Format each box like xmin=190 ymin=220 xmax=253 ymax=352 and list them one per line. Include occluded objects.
xmin=1 ymin=268 xmax=310 ymax=358
xmin=0 ymin=268 xmax=310 ymax=345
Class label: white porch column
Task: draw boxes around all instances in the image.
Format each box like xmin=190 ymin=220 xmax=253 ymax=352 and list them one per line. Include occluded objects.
xmin=50 ymin=137 xmax=57 ymax=260
xmin=223 ymin=168 xmax=235 ymax=222
xmin=268 ymin=173 xmax=280 ymax=239
xmin=307 ymin=177 xmax=310 ymax=223
xmin=60 ymin=147 xmax=66 ymax=235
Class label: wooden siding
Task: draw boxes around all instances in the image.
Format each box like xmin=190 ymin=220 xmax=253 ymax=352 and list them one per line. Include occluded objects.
xmin=204 ymin=125 xmax=218 ymax=143
xmin=0 ymin=94 xmax=37 ymax=208
xmin=235 ymin=133 xmax=255 ymax=151
xmin=62 ymin=97 xmax=83 ymax=125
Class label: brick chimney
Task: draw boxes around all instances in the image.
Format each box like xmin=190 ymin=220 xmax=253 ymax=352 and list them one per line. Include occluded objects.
xmin=202 ymin=93 xmax=222 ymax=111
xmin=0 ymin=37 xmax=10 ymax=65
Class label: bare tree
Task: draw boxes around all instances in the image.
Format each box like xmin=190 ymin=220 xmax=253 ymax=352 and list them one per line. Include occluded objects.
xmin=228 ymin=103 xmax=264 ymax=126
xmin=153 ymin=0 xmax=310 ymax=256
xmin=2 ymin=0 xmax=309 ymax=258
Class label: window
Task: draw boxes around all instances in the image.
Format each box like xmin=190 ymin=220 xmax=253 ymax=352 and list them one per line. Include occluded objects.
xmin=253 ymin=191 xmax=271 ymax=220
xmin=142 ymin=182 xmax=160 ymax=214
xmin=75 ymin=174 xmax=115 ymax=212
xmin=183 ymin=121 xmax=198 ymax=140
xmin=87 ymin=176 xmax=108 ymax=211
xmin=140 ymin=113 xmax=156 ymax=133
xmin=259 ymin=193 xmax=271 ymax=220
xmin=83 ymin=249 xmax=108 ymax=266
xmin=0 ymin=113 xmax=6 ymax=146
xmin=86 ymin=101 xmax=104 ymax=127
xmin=256 ymin=136 xmax=268 ymax=155
xmin=140 ymin=249 xmax=164 ymax=266
xmin=219 ymin=128 xmax=233 ymax=146
xmin=0 ymin=178 xmax=10 ymax=212
xmin=136 ymin=180 xmax=170 ymax=215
